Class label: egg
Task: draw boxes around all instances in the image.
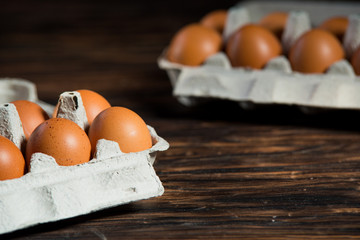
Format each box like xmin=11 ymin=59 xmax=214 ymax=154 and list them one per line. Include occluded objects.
xmin=258 ymin=12 xmax=288 ymax=39
xmin=11 ymin=100 xmax=49 ymax=140
xmin=226 ymin=24 xmax=282 ymax=69
xmin=0 ymin=135 xmax=26 ymax=180
xmin=76 ymin=89 xmax=111 ymax=125
xmin=289 ymin=29 xmax=345 ymax=73
xmin=53 ymin=90 xmax=111 ymax=126
xmin=88 ymin=107 xmax=152 ymax=154
xmin=166 ymin=23 xmax=222 ymax=66
xmin=351 ymin=46 xmax=360 ymax=75
xmin=26 ymin=118 xmax=91 ymax=167
xmin=200 ymin=9 xmax=228 ymax=34
xmin=318 ymin=16 xmax=349 ymax=42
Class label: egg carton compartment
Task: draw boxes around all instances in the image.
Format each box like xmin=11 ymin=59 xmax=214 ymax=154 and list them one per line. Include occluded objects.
xmin=0 ymin=78 xmax=169 ymax=235
xmin=158 ymin=1 xmax=360 ymax=111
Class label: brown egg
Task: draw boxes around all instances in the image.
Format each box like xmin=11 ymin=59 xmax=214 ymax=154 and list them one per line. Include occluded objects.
xmin=318 ymin=16 xmax=349 ymax=42
xmin=226 ymin=24 xmax=282 ymax=69
xmin=52 ymin=90 xmax=111 ymax=126
xmin=200 ymin=9 xmax=228 ymax=34
xmin=259 ymin=12 xmax=288 ymax=39
xmin=166 ymin=23 xmax=222 ymax=66
xmin=351 ymin=46 xmax=360 ymax=75
xmin=11 ymin=100 xmax=49 ymax=140
xmin=76 ymin=89 xmax=111 ymax=125
xmin=0 ymin=135 xmax=25 ymax=180
xmin=26 ymin=118 xmax=91 ymax=167
xmin=88 ymin=107 xmax=152 ymax=154
xmin=289 ymin=29 xmax=345 ymax=73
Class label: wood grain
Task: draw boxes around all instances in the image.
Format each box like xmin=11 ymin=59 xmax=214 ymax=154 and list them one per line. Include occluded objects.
xmin=1 ymin=0 xmax=360 ymax=239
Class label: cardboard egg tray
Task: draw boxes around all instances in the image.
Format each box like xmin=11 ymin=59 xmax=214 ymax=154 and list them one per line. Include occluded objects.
xmin=0 ymin=78 xmax=169 ymax=234
xmin=158 ymin=1 xmax=360 ymax=111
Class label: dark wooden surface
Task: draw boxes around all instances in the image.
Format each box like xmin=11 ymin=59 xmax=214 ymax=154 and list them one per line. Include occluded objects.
xmin=1 ymin=0 xmax=360 ymax=239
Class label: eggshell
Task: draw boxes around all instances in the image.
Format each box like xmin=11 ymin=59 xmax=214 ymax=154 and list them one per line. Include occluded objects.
xmin=26 ymin=118 xmax=91 ymax=167
xmin=259 ymin=12 xmax=288 ymax=39
xmin=0 ymin=135 xmax=25 ymax=180
xmin=226 ymin=24 xmax=282 ymax=69
xmin=166 ymin=23 xmax=222 ymax=66
xmin=200 ymin=10 xmax=228 ymax=34
xmin=88 ymin=106 xmax=152 ymax=154
xmin=76 ymin=89 xmax=111 ymax=125
xmin=11 ymin=100 xmax=49 ymax=140
xmin=289 ymin=29 xmax=345 ymax=73
xmin=318 ymin=16 xmax=349 ymax=42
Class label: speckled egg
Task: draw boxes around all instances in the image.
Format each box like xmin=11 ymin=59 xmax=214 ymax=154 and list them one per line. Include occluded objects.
xmin=26 ymin=118 xmax=91 ymax=167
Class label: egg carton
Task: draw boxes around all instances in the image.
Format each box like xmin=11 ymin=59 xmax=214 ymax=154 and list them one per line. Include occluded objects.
xmin=158 ymin=1 xmax=360 ymax=111
xmin=0 ymin=78 xmax=169 ymax=235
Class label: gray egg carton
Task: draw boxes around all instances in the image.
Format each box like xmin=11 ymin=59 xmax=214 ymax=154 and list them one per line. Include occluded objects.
xmin=158 ymin=1 xmax=360 ymax=110
xmin=0 ymin=78 xmax=169 ymax=234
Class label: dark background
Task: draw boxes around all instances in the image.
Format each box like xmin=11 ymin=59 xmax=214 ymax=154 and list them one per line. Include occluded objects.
xmin=1 ymin=0 xmax=360 ymax=239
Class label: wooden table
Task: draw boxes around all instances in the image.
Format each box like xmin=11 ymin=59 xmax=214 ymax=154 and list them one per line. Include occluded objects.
xmin=1 ymin=0 xmax=360 ymax=239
